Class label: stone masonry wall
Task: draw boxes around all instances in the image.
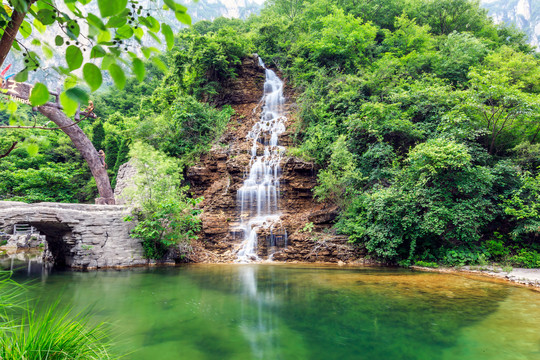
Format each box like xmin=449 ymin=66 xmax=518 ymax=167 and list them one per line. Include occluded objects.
xmin=0 ymin=201 xmax=147 ymax=269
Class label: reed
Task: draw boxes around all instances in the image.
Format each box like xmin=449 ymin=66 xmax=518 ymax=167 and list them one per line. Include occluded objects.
xmin=0 ymin=272 xmax=116 ymax=360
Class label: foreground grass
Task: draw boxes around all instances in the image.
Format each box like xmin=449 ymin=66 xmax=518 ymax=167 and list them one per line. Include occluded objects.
xmin=0 ymin=273 xmax=116 ymax=360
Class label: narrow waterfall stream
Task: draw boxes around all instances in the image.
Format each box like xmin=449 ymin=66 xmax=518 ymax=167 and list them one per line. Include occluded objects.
xmin=236 ymin=58 xmax=287 ymax=262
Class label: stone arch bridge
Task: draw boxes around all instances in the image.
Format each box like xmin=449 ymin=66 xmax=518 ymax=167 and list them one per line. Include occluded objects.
xmin=0 ymin=201 xmax=147 ymax=269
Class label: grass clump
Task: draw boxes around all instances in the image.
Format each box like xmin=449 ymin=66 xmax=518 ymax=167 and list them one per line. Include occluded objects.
xmin=0 ymin=272 xmax=116 ymax=360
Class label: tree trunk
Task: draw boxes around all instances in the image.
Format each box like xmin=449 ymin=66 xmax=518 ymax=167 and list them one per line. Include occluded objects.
xmin=38 ymin=106 xmax=116 ymax=205
xmin=0 ymin=10 xmax=26 ymax=69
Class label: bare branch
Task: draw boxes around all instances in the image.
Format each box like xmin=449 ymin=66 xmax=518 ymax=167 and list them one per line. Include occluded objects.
xmin=0 ymin=141 xmax=18 ymax=159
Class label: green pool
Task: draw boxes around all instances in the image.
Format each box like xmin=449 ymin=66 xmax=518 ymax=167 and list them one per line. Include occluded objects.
xmin=14 ymin=264 xmax=540 ymax=360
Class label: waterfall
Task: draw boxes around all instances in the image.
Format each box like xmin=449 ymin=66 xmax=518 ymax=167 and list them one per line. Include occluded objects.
xmin=236 ymin=57 xmax=287 ymax=262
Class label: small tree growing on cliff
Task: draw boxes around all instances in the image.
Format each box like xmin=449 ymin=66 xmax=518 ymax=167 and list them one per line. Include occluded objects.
xmin=0 ymin=0 xmax=191 ymax=204
xmin=123 ymin=142 xmax=201 ymax=259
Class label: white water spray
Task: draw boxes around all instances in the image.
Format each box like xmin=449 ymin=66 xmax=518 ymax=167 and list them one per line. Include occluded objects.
xmin=236 ymin=58 xmax=287 ymax=262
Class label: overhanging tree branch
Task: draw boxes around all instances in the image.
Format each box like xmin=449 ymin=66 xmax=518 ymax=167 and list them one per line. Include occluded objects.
xmin=0 ymin=141 xmax=18 ymax=159
xmin=0 ymin=113 xmax=90 ymax=130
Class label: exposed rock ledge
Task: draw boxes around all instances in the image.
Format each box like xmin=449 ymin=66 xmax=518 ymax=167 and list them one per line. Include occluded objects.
xmin=0 ymin=201 xmax=147 ymax=269
xmin=412 ymin=265 xmax=540 ymax=290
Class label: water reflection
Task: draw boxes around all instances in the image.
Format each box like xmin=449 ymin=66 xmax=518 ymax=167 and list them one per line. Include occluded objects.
xmin=238 ymin=266 xmax=279 ymax=359
xmin=0 ymin=251 xmax=50 ymax=278
xmin=11 ymin=265 xmax=540 ymax=360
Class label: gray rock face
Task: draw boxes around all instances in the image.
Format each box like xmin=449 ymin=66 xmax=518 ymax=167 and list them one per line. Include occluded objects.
xmin=0 ymin=201 xmax=147 ymax=269
xmin=481 ymin=0 xmax=540 ymax=49
xmin=114 ymin=161 xmax=137 ymax=205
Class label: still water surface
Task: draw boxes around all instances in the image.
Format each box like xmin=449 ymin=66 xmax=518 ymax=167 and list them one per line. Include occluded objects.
xmin=12 ymin=264 xmax=540 ymax=360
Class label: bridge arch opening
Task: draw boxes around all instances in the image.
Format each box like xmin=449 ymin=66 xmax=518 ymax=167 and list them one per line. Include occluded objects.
xmin=27 ymin=222 xmax=75 ymax=269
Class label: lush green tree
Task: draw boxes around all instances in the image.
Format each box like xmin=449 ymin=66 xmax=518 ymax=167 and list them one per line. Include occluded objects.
xmin=314 ymin=135 xmax=365 ymax=206
xmin=464 ymin=68 xmax=540 ymax=154
xmin=338 ymin=139 xmax=495 ymax=262
xmin=123 ymin=142 xmax=201 ymax=259
xmin=434 ymin=31 xmax=488 ymax=85
xmin=408 ymin=0 xmax=494 ymax=36
xmin=0 ymin=0 xmax=191 ymax=204
xmin=505 ymin=172 xmax=540 ymax=239
xmin=173 ymin=27 xmax=252 ymax=101
xmin=291 ymin=6 xmax=377 ymax=75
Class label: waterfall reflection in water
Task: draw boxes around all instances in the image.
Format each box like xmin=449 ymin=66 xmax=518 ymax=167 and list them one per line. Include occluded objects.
xmin=238 ymin=266 xmax=282 ymax=359
xmin=8 ymin=265 xmax=540 ymax=360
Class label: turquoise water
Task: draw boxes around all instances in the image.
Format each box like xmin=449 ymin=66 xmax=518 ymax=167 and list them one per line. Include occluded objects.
xmin=13 ymin=264 xmax=540 ymax=360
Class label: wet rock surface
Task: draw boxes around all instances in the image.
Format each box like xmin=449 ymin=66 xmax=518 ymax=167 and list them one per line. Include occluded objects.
xmin=187 ymin=56 xmax=364 ymax=264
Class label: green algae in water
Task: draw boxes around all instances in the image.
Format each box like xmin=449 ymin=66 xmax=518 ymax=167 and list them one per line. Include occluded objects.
xmin=16 ymin=265 xmax=540 ymax=360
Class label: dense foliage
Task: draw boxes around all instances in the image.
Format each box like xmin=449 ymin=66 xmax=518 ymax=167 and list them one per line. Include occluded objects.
xmin=123 ymin=142 xmax=202 ymax=259
xmin=2 ymin=0 xmax=540 ymax=267
xmin=247 ymin=0 xmax=540 ymax=266
xmin=1 ymin=19 xmax=248 ymax=258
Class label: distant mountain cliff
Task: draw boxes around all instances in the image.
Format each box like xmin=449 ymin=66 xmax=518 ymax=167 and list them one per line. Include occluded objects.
xmin=188 ymin=0 xmax=265 ymax=21
xmin=481 ymin=0 xmax=540 ymax=48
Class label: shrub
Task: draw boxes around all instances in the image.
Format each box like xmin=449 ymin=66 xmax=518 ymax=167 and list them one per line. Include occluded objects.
xmin=124 ymin=143 xmax=202 ymax=260
xmin=414 ymin=261 xmax=439 ymax=268
xmin=129 ymin=199 xmax=201 ymax=260
xmin=511 ymin=249 xmax=540 ymax=269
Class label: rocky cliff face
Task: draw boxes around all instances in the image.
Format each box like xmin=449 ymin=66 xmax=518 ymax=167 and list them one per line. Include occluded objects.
xmin=481 ymin=0 xmax=540 ymax=48
xmin=186 ymin=56 xmax=365 ymax=264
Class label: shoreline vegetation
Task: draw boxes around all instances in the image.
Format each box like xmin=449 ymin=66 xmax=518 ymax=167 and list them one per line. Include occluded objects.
xmin=2 ymin=0 xmax=540 ymax=269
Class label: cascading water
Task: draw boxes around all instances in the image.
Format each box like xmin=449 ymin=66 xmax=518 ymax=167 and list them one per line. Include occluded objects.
xmin=236 ymin=58 xmax=287 ymax=262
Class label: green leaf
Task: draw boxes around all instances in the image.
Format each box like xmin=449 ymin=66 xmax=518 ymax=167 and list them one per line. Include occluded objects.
xmin=66 ymin=87 xmax=89 ymax=105
xmin=42 ymin=44 xmax=53 ymax=59
xmin=147 ymin=31 xmax=162 ymax=44
xmin=101 ymin=54 xmax=116 ymax=69
xmin=33 ymin=18 xmax=46 ymax=34
xmin=83 ymin=63 xmax=102 ymax=92
xmin=30 ymin=83 xmax=50 ymax=106
xmin=60 ymin=91 xmax=78 ymax=116
xmin=14 ymin=69 xmax=28 ymax=82
xmin=55 ymin=35 xmax=64 ymax=46
xmin=163 ymin=0 xmax=177 ymax=11
xmin=151 ymin=57 xmax=168 ymax=72
xmin=161 ymin=24 xmax=174 ymax=50
xmin=134 ymin=27 xmax=144 ymax=40
xmin=64 ymin=75 xmax=78 ymax=90
xmin=163 ymin=0 xmax=187 ymax=13
xmin=117 ymin=24 xmax=134 ymax=39
xmin=145 ymin=16 xmax=160 ymax=32
xmin=106 ymin=15 xmax=127 ymax=28
xmin=141 ymin=47 xmax=151 ymax=59
xmin=26 ymin=143 xmax=39 ymax=157
xmin=36 ymin=9 xmax=56 ymax=25
xmin=87 ymin=13 xmax=106 ymax=30
xmin=66 ymin=45 xmax=83 ymax=70
xmin=132 ymin=58 xmax=145 ymax=82
xmin=108 ymin=63 xmax=126 ymax=89
xmin=98 ymin=0 xmax=127 ymax=17
xmin=66 ymin=20 xmax=80 ymax=39
xmin=20 ymin=20 xmax=32 ymax=38
xmin=97 ymin=30 xmax=111 ymax=43
xmin=90 ymin=45 xmax=107 ymax=59
xmin=175 ymin=11 xmax=191 ymax=25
